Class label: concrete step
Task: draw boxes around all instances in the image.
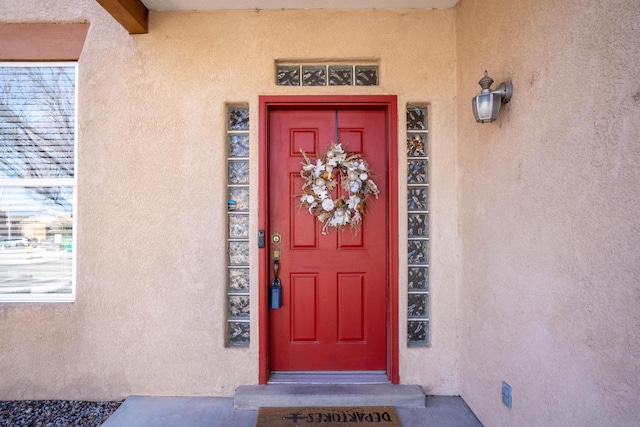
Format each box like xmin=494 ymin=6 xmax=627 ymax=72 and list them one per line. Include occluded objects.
xmin=234 ymin=384 xmax=426 ymax=410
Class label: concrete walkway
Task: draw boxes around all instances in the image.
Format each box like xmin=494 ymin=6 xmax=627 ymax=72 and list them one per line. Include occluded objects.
xmin=101 ymin=395 xmax=483 ymax=426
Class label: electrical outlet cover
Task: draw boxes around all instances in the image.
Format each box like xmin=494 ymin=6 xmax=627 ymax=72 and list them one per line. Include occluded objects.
xmin=502 ymin=381 xmax=512 ymax=409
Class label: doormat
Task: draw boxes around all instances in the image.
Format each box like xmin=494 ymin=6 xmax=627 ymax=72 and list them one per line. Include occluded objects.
xmin=255 ymin=406 xmax=401 ymax=426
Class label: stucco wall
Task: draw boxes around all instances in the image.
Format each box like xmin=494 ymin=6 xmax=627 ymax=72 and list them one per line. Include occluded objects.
xmin=456 ymin=0 xmax=640 ymax=425
xmin=0 ymin=1 xmax=459 ymax=399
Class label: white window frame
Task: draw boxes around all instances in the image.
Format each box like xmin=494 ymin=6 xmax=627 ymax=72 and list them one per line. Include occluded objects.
xmin=0 ymin=62 xmax=78 ymax=303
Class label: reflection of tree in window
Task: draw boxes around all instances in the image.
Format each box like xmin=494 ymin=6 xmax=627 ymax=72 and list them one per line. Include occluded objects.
xmin=0 ymin=66 xmax=74 ymax=211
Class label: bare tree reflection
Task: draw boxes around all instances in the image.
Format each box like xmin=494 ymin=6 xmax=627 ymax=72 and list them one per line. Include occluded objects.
xmin=0 ymin=66 xmax=74 ymax=211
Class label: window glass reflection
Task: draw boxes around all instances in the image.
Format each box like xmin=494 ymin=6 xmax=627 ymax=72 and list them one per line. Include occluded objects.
xmin=0 ymin=186 xmax=73 ymax=295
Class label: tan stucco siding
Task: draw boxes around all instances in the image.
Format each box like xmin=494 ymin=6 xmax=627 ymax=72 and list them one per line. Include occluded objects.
xmin=3 ymin=1 xmax=638 ymax=425
xmin=0 ymin=1 xmax=459 ymax=399
xmin=456 ymin=0 xmax=640 ymax=425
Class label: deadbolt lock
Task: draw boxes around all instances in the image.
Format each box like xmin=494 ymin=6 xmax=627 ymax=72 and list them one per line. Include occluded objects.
xmin=271 ymin=232 xmax=282 ymax=245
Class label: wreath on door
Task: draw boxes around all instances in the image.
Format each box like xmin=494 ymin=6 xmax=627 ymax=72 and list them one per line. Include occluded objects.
xmin=299 ymin=143 xmax=380 ymax=234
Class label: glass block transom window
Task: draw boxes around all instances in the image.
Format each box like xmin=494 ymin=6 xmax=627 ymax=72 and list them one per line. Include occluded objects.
xmin=406 ymin=106 xmax=429 ymax=346
xmin=226 ymin=105 xmax=250 ymax=347
xmin=276 ymin=64 xmax=379 ymax=86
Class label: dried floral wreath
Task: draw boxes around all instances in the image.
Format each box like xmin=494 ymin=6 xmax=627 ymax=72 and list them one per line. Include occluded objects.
xmin=299 ymin=143 xmax=380 ymax=234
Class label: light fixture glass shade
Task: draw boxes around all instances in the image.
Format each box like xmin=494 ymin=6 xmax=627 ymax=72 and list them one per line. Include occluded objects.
xmin=472 ymin=71 xmax=513 ymax=124
xmin=472 ymin=92 xmax=501 ymax=123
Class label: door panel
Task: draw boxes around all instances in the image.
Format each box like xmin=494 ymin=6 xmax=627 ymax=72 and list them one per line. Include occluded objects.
xmin=268 ymin=108 xmax=387 ymax=372
xmin=290 ymin=274 xmax=318 ymax=342
xmin=337 ymin=273 xmax=365 ymax=342
xmin=290 ymin=173 xmax=317 ymax=248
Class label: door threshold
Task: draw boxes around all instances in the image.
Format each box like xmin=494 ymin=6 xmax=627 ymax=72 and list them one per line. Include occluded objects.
xmin=268 ymin=371 xmax=389 ymax=385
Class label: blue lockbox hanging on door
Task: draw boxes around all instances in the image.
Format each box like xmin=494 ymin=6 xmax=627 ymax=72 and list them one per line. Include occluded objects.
xmin=270 ymin=278 xmax=281 ymax=309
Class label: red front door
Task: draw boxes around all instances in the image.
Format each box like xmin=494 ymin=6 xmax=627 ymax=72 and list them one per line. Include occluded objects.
xmin=268 ymin=108 xmax=388 ymax=372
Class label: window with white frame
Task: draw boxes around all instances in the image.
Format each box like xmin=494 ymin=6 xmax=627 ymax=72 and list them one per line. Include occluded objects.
xmin=0 ymin=63 xmax=77 ymax=302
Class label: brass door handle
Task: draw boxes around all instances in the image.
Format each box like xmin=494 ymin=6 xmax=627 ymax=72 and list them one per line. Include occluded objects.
xmin=272 ymin=248 xmax=281 ymax=278
xmin=270 ymin=249 xmax=282 ymax=309
xmin=270 ymin=233 xmax=282 ymax=309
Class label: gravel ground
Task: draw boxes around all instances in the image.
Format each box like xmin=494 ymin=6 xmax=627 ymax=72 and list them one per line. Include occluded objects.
xmin=0 ymin=400 xmax=122 ymax=427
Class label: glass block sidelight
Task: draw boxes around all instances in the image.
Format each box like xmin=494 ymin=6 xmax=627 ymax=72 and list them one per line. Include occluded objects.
xmin=407 ymin=240 xmax=429 ymax=265
xmin=408 ymin=267 xmax=428 ymax=291
xmin=228 ymin=160 xmax=250 ymax=185
xmin=228 ymin=295 xmax=251 ymax=318
xmin=408 ymin=293 xmax=429 ymax=318
xmin=229 ymin=214 xmax=250 ymax=239
xmin=407 ymin=105 xmax=429 ymax=346
xmin=227 ymin=105 xmax=250 ymax=346
xmin=408 ymin=213 xmax=429 ymax=238
xmin=228 ymin=134 xmax=250 ymax=158
xmin=407 ymin=160 xmax=428 ymax=184
xmin=228 ymin=107 xmax=250 ymax=131
xmin=407 ymin=187 xmax=428 ymax=211
xmin=407 ymin=134 xmax=427 ymax=158
xmin=228 ymin=268 xmax=250 ymax=292
xmin=408 ymin=320 xmax=429 ymax=345
xmin=228 ymin=321 xmax=250 ymax=346
xmin=229 ymin=241 xmax=250 ymax=265
xmin=406 ymin=106 xmax=427 ymax=130
xmin=228 ymin=187 xmax=250 ymax=211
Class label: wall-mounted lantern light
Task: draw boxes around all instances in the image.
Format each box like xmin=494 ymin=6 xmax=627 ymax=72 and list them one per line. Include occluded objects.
xmin=471 ymin=71 xmax=513 ymax=123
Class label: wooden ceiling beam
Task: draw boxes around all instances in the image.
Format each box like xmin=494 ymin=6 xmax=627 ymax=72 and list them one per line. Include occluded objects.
xmin=96 ymin=0 xmax=148 ymax=34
